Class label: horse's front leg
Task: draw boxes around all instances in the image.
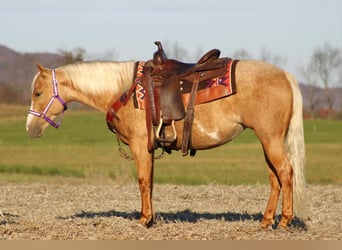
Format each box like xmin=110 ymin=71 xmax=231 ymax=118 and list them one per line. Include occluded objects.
xmin=129 ymin=141 xmax=155 ymax=227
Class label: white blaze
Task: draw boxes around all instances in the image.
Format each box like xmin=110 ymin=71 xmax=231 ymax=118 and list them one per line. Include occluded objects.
xmin=26 ymin=104 xmax=34 ymax=132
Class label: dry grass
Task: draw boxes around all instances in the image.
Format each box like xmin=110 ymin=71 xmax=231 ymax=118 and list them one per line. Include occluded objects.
xmin=0 ymin=183 xmax=341 ymax=240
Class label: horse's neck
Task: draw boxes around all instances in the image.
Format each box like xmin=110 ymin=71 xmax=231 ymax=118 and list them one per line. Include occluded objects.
xmin=60 ymin=62 xmax=135 ymax=113
xmin=68 ymin=88 xmax=120 ymax=113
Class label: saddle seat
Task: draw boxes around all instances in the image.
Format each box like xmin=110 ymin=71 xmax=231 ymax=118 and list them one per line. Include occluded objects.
xmin=150 ymin=41 xmax=223 ymax=79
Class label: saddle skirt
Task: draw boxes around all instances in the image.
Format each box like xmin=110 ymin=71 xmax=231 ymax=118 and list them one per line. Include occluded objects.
xmin=133 ymin=59 xmax=238 ymax=111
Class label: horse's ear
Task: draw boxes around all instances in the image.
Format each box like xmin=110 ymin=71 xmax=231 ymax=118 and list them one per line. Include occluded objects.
xmin=36 ymin=64 xmax=47 ymax=73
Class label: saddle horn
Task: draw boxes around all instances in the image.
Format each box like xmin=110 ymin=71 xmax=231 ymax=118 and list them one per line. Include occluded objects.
xmin=153 ymin=41 xmax=168 ymax=65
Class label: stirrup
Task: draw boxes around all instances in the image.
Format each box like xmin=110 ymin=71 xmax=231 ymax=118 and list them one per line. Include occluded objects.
xmin=156 ymin=118 xmax=177 ymax=143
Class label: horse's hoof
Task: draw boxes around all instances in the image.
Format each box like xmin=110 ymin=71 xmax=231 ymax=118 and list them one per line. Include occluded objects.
xmin=278 ymin=221 xmax=290 ymax=230
xmin=139 ymin=215 xmax=154 ymax=228
xmin=278 ymin=215 xmax=293 ymax=229
xmin=260 ymin=218 xmax=274 ymax=230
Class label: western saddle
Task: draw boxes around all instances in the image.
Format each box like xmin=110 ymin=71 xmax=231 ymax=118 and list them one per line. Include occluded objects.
xmin=142 ymin=41 xmax=230 ymax=156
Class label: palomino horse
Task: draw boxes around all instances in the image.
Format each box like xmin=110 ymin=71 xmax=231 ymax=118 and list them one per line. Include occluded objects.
xmin=26 ymin=58 xmax=306 ymax=229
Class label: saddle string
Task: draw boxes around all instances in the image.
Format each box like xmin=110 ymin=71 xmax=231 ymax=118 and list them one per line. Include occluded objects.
xmin=114 ymin=128 xmax=165 ymax=161
xmin=181 ymin=72 xmax=201 ymax=156
xmin=114 ymin=132 xmax=134 ymax=161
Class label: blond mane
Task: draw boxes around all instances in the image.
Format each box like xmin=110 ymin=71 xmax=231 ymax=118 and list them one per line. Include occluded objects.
xmin=59 ymin=61 xmax=136 ymax=96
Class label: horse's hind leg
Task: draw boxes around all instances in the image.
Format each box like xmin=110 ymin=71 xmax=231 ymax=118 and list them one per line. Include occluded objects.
xmin=261 ymin=164 xmax=281 ymax=229
xmin=260 ymin=138 xmax=294 ymax=229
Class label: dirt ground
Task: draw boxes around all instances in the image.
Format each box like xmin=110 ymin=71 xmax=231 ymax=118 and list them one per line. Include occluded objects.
xmin=0 ymin=183 xmax=341 ymax=240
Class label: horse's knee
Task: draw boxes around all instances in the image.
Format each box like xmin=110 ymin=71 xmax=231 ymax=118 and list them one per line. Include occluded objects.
xmin=265 ymin=147 xmax=293 ymax=187
xmin=277 ymin=162 xmax=293 ymax=187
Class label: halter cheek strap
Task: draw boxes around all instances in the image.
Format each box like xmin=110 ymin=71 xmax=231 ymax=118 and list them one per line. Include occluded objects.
xmin=28 ymin=69 xmax=68 ymax=128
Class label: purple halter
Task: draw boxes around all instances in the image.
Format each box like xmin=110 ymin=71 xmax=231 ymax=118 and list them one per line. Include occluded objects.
xmin=28 ymin=69 xmax=68 ymax=128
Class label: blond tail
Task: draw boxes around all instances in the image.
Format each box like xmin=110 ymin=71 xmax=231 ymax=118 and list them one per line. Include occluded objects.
xmin=285 ymin=72 xmax=307 ymax=219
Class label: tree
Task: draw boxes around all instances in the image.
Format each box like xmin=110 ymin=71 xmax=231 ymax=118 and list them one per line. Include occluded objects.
xmin=87 ymin=49 xmax=117 ymax=61
xmin=232 ymin=47 xmax=286 ymax=67
xmin=301 ymin=42 xmax=342 ymax=117
xmin=232 ymin=49 xmax=252 ymax=60
xmin=163 ymin=41 xmax=189 ymax=61
xmin=58 ymin=47 xmax=86 ymax=64
xmin=259 ymin=47 xmax=286 ymax=67
xmin=299 ymin=65 xmax=321 ymax=118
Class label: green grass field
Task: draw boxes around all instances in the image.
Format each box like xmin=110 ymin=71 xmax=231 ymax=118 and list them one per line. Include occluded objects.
xmin=0 ymin=104 xmax=341 ymax=184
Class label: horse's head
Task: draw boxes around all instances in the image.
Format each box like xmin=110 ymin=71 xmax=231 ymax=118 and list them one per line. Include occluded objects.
xmin=26 ymin=64 xmax=68 ymax=138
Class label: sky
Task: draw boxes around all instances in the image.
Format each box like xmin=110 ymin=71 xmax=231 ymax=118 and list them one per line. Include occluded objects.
xmin=1 ymin=0 xmax=341 ymax=80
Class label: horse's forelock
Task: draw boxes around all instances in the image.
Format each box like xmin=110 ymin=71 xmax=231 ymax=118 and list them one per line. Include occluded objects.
xmin=30 ymin=72 xmax=40 ymax=92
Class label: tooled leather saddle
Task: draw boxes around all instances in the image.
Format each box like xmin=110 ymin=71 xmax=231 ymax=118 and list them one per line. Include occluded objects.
xmin=107 ymin=41 xmax=236 ymax=156
xmin=143 ymin=41 xmax=232 ymax=156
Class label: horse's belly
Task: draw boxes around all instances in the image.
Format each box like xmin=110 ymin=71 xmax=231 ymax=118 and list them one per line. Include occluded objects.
xmin=170 ymin=119 xmax=244 ymax=150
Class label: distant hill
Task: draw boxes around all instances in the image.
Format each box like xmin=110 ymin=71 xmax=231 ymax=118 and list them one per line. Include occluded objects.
xmin=0 ymin=44 xmax=341 ymax=115
xmin=299 ymin=82 xmax=342 ymax=116
xmin=0 ymin=45 xmax=64 ymax=104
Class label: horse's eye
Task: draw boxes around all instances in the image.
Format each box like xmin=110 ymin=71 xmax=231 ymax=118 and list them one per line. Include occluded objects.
xmin=34 ymin=92 xmax=42 ymax=97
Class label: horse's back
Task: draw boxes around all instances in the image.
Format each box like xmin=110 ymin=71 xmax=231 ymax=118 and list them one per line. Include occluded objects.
xmin=231 ymin=60 xmax=293 ymax=127
xmin=235 ymin=60 xmax=292 ymax=94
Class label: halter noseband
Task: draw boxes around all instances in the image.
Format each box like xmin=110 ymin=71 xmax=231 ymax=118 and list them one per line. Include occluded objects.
xmin=28 ymin=69 xmax=68 ymax=128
